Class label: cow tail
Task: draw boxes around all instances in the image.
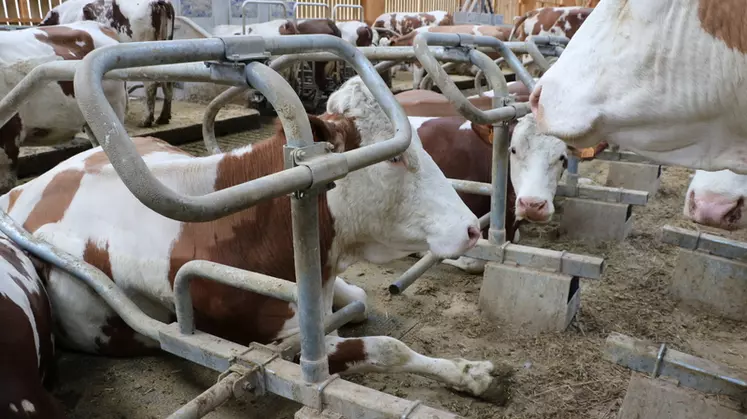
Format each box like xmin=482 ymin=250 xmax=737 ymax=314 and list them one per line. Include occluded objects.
xmin=153 ymin=0 xmax=176 ymax=41
xmin=328 ymin=19 xmax=342 ymax=38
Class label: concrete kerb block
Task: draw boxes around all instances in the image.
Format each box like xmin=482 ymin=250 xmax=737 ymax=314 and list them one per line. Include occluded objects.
xmin=295 ymin=407 xmax=345 ymax=419
xmin=672 ymin=249 xmax=747 ymax=322
xmin=618 ymin=374 xmax=747 ymax=419
xmin=606 ymin=161 xmax=662 ymax=196
xmin=559 ymin=198 xmax=634 ymax=244
xmin=479 ymin=262 xmax=580 ymax=333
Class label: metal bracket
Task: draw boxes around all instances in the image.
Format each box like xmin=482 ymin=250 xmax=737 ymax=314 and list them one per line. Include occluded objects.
xmin=651 ymin=343 xmax=667 ymax=379
xmin=220 ymin=36 xmax=272 ymax=63
xmin=218 ymin=364 xmax=259 ymax=398
xmin=314 ymin=373 xmax=341 ymax=410
xmin=283 ymin=142 xmax=349 ymax=198
xmin=234 ymin=342 xmax=282 ymax=397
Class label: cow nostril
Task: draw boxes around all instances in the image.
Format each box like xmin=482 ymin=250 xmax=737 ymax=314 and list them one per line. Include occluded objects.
xmin=467 ymin=225 xmax=481 ymax=243
xmin=725 ymin=197 xmax=744 ymax=225
xmin=536 ymin=200 xmax=547 ymax=210
xmin=518 ymin=198 xmax=527 ymax=208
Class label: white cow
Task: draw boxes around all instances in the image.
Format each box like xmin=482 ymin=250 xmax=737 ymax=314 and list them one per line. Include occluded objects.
xmin=0 ymin=21 xmax=127 ymax=194
xmin=529 ymin=0 xmax=747 ymax=174
xmin=41 ymin=0 xmax=176 ymax=128
xmin=0 ymin=76 xmax=515 ymax=402
xmin=684 ymin=169 xmax=747 ymax=231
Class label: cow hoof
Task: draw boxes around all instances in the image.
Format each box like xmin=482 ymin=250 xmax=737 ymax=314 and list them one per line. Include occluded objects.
xmin=479 ymin=363 xmax=514 ymax=406
xmin=155 ymin=117 xmax=171 ymax=125
xmin=139 ymin=120 xmax=154 ymax=128
xmin=451 ymin=360 xmax=513 ymax=406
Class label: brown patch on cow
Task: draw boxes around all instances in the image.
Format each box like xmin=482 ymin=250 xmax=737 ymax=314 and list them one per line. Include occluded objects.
xmin=109 ymin=0 xmax=133 ymax=39
xmin=23 ymin=169 xmax=84 ymax=234
xmin=166 ymin=114 xmax=358 ymax=346
xmin=395 ymin=90 xmax=493 ymax=117
xmin=355 ymin=26 xmax=373 ymax=46
xmin=0 ymin=113 xmax=21 ymax=170
xmin=100 ymin=26 xmax=119 ymax=41
xmin=84 ymin=136 xmax=191 ymax=173
xmin=419 ymin=13 xmax=436 ymax=25
xmin=699 ymin=0 xmax=747 ymax=54
xmin=401 ymin=16 xmax=422 ymax=34
xmin=328 ymin=338 xmax=366 ymax=374
xmin=0 ymin=241 xmax=32 ymax=279
xmin=80 ymin=239 xmax=154 ymax=356
xmin=7 ymin=188 xmax=22 ymax=213
xmin=35 ymin=26 xmax=98 ymax=97
xmin=439 ymin=13 xmax=454 ymax=26
xmin=0 ymin=291 xmax=64 ymax=419
xmin=39 ymin=10 xmax=59 ymax=26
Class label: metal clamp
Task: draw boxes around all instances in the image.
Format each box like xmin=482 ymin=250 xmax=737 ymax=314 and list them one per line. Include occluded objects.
xmin=234 ymin=343 xmax=281 ymax=397
xmin=314 ymin=373 xmax=341 ymax=410
xmin=220 ymin=36 xmax=271 ymax=63
xmin=496 ymin=241 xmax=511 ymax=264
xmin=651 ymin=343 xmax=668 ymax=378
xmin=401 ymin=400 xmax=423 ymax=418
xmin=283 ymin=142 xmax=348 ymax=197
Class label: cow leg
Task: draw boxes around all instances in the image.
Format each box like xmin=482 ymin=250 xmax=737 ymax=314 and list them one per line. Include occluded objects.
xmin=140 ymin=82 xmax=158 ymax=128
xmin=332 ymin=276 xmax=368 ymax=323
xmin=156 ymin=82 xmax=174 ymax=125
xmin=327 ymin=336 xmax=510 ymax=403
xmin=442 ymin=256 xmax=487 ymax=274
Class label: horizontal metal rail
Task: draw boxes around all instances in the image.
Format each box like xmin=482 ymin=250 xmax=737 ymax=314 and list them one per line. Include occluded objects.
xmin=660 ymin=225 xmax=747 ymax=262
xmin=557 ymin=183 xmax=649 ymax=206
xmin=462 ymin=239 xmax=605 ymax=279
xmin=603 ymin=332 xmax=747 ymax=401
xmin=595 ymin=149 xmax=663 ymax=165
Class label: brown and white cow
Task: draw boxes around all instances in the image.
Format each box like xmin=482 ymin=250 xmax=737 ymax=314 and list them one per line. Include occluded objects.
xmin=530 ymin=0 xmax=747 ymax=174
xmin=0 ymin=21 xmax=127 ymax=194
xmin=374 ymin=11 xmax=453 ymax=45
xmin=0 ymin=236 xmax=62 ymax=418
xmin=336 ymin=20 xmax=378 ymax=47
xmin=41 ymin=0 xmax=176 ymax=128
xmin=2 ymin=77 xmax=512 ymax=401
xmin=395 ymin=86 xmax=593 ymax=273
xmin=509 ymin=7 xmax=592 ymax=41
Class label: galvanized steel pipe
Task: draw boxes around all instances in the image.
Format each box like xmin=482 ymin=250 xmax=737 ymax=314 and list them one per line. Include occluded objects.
xmin=166 ymin=372 xmax=240 ymax=419
xmin=0 ymin=210 xmax=166 ymax=340
xmin=174 ymin=260 xmax=298 ymax=335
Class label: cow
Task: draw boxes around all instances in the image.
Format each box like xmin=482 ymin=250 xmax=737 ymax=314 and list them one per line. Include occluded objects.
xmin=684 ymin=169 xmax=747 ymax=231
xmin=0 ymin=236 xmax=62 ymax=418
xmin=394 ymin=87 xmax=593 ymax=273
xmin=508 ymin=7 xmax=592 ymax=41
xmin=1 ymin=77 xmax=514 ymax=402
xmin=374 ymin=11 xmax=453 ymax=46
xmin=386 ymin=24 xmax=512 ymax=89
xmin=528 ymin=0 xmax=747 ymax=174
xmin=0 ymin=21 xmax=127 ymax=194
xmin=296 ymin=19 xmax=343 ymax=94
xmin=336 ymin=20 xmax=378 ymax=46
xmin=40 ymin=0 xmax=176 ymax=129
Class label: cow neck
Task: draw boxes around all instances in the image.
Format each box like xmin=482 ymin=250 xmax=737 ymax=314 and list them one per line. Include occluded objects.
xmin=165 ymin=129 xmax=339 ymax=345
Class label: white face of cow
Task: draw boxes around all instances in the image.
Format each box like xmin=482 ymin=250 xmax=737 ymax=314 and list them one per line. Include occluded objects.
xmin=530 ymin=0 xmax=747 ymax=172
xmin=325 ymin=77 xmax=481 ymax=263
xmin=684 ymin=169 xmax=747 ymax=230
xmin=509 ymin=114 xmax=568 ymax=223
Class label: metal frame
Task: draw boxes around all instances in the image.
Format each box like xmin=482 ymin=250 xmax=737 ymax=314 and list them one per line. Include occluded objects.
xmin=660 ymin=225 xmax=747 ymax=262
xmin=292 ymin=1 xmax=330 ymax=20
xmin=604 ymin=332 xmax=747 ymax=401
xmin=0 ymin=34 xmax=465 ymax=418
xmin=387 ymin=32 xmax=605 ymax=295
xmin=331 ymin=4 xmax=363 ymax=21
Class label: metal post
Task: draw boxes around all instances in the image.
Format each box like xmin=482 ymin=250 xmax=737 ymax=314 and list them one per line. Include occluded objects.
xmin=566 ymin=156 xmax=579 ymax=187
xmin=241 ymin=0 xmax=290 ymax=34
xmin=331 ymin=4 xmax=363 ymax=21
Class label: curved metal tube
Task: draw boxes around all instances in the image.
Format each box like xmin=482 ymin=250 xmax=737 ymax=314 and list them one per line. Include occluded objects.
xmin=413 ymin=33 xmax=511 ymax=124
xmin=0 ymin=210 xmax=166 ymax=341
xmin=166 ymin=372 xmax=240 ymax=419
xmin=75 ymin=36 xmax=410 ymax=222
xmin=202 ymin=86 xmax=249 ymax=154
xmin=175 ymin=15 xmax=212 ymax=39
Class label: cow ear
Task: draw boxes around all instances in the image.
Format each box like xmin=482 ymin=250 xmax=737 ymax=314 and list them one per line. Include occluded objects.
xmin=308 ymin=115 xmax=346 ymax=153
xmin=470 ymin=123 xmax=493 ymax=146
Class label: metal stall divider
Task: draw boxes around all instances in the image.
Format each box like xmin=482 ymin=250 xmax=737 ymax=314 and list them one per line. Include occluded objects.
xmin=0 ymin=34 xmax=463 ymax=418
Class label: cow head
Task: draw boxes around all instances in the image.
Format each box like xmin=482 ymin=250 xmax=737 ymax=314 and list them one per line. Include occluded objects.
xmin=506 ymin=115 xmax=570 ymax=223
xmin=529 ymin=0 xmax=747 ymax=172
xmin=324 ymin=77 xmax=480 ymax=263
xmin=684 ymin=169 xmax=746 ymax=230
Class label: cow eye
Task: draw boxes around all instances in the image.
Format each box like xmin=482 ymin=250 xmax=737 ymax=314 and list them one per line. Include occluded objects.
xmin=509 ymin=147 xmax=516 ymax=155
xmin=559 ymin=155 xmax=566 ymax=162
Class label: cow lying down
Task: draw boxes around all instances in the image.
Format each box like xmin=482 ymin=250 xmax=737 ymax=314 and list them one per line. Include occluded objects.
xmin=0 ymin=77 xmax=512 ymax=402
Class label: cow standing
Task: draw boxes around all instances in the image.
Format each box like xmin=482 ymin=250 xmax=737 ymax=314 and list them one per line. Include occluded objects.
xmin=374 ymin=10 xmax=453 ymax=44
xmin=529 ymin=0 xmax=747 ymax=174
xmin=0 ymin=21 xmax=127 ymax=194
xmin=0 ymin=236 xmax=62 ymax=418
xmin=40 ymin=0 xmax=176 ymax=128
xmin=1 ymin=77 xmax=514 ymax=401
